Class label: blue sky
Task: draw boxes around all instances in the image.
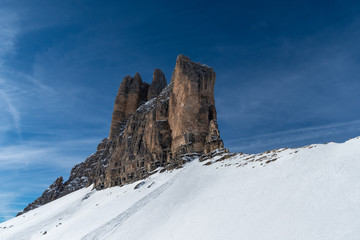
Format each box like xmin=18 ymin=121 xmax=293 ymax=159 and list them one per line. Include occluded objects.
xmin=1 ymin=0 xmax=360 ymax=222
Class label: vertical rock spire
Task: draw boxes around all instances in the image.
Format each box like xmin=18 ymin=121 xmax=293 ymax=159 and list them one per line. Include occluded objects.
xmin=109 ymin=73 xmax=149 ymax=140
xmin=147 ymin=69 xmax=167 ymax=100
xmin=169 ymin=55 xmax=223 ymax=155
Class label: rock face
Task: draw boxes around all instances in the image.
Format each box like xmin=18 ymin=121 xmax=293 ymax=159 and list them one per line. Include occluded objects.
xmin=147 ymin=69 xmax=167 ymax=100
xmin=109 ymin=73 xmax=149 ymax=140
xmin=18 ymin=55 xmax=225 ymax=215
xmin=169 ymin=55 xmax=223 ymax=155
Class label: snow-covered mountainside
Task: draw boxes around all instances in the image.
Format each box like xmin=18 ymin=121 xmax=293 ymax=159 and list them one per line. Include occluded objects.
xmin=1 ymin=137 xmax=360 ymax=240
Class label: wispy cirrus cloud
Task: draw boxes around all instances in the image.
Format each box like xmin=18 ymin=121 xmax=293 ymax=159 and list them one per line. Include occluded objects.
xmin=0 ymin=5 xmax=113 ymax=223
xmin=0 ymin=9 xmax=21 ymax=137
xmin=215 ymin=18 xmax=360 ymax=154
xmin=0 ymin=192 xmax=20 ymax=222
xmin=0 ymin=8 xmax=60 ymax=140
xmin=0 ymin=137 xmax=103 ymax=222
xmin=227 ymin=119 xmax=360 ymax=153
xmin=0 ymin=79 xmax=22 ymax=136
xmin=0 ymin=138 xmax=101 ymax=170
xmin=0 ymin=9 xmax=18 ymax=63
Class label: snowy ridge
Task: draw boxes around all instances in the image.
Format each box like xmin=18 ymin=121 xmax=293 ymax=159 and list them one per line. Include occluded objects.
xmin=1 ymin=137 xmax=360 ymax=240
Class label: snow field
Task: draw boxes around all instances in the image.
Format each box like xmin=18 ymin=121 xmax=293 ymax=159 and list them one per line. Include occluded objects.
xmin=1 ymin=137 xmax=360 ymax=240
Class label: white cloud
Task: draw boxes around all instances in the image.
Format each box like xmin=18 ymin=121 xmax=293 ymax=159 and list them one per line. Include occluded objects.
xmin=0 ymin=9 xmax=60 ymax=140
xmin=0 ymin=10 xmax=26 ymax=140
xmin=0 ymin=192 xmax=20 ymax=221
xmin=227 ymin=119 xmax=360 ymax=153
xmin=0 ymin=137 xmax=102 ymax=221
xmin=0 ymin=9 xmax=18 ymax=67
xmin=0 ymin=138 xmax=101 ymax=170
xmin=0 ymin=82 xmax=21 ymax=135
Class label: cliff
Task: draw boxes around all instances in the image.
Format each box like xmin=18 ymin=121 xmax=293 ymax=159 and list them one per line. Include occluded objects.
xmin=17 ymin=55 xmax=225 ymax=215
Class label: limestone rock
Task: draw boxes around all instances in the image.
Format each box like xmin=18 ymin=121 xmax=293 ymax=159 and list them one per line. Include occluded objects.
xmin=169 ymin=54 xmax=223 ymax=156
xmin=103 ymin=85 xmax=173 ymax=188
xmin=18 ymin=55 xmax=225 ymax=216
xmin=109 ymin=73 xmax=149 ymax=140
xmin=99 ymin=55 xmax=224 ymax=188
xmin=147 ymin=69 xmax=167 ymax=100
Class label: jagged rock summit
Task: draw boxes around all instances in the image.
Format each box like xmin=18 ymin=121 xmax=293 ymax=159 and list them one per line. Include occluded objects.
xmin=18 ymin=55 xmax=225 ymax=215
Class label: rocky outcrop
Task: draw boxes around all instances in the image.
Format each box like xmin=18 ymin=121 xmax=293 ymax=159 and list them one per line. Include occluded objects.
xmin=18 ymin=55 xmax=225 ymax=216
xmin=99 ymin=55 xmax=224 ymax=188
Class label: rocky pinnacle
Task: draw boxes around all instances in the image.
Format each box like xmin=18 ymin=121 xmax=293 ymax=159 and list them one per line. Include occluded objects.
xmin=18 ymin=55 xmax=225 ymax=216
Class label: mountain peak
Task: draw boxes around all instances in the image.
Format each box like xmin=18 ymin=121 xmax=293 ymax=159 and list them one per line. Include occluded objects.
xmin=17 ymin=55 xmax=225 ymax=215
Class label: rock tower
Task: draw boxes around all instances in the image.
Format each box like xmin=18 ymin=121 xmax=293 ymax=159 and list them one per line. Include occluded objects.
xmin=18 ymin=55 xmax=225 ymax=215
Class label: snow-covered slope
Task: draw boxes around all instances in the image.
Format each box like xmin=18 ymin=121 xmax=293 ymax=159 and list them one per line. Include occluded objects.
xmin=1 ymin=137 xmax=360 ymax=240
